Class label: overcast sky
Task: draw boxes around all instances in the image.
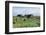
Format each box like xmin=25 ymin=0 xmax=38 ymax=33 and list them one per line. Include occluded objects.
xmin=12 ymin=7 xmax=40 ymax=16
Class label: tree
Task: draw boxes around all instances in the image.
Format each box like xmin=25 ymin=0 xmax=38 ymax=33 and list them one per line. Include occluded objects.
xmin=25 ymin=14 xmax=33 ymax=19
xmin=17 ymin=14 xmax=22 ymax=17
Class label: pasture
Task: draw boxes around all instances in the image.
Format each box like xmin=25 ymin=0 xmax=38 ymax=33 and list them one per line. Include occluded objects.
xmin=13 ymin=16 xmax=40 ymax=28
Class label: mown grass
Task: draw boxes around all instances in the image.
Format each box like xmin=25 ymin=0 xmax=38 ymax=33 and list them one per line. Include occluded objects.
xmin=13 ymin=16 xmax=40 ymax=28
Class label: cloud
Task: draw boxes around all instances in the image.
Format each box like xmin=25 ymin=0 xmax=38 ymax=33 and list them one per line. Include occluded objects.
xmin=12 ymin=7 xmax=40 ymax=16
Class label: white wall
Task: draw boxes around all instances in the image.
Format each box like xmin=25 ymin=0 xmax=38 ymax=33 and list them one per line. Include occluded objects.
xmin=0 ymin=0 xmax=46 ymax=35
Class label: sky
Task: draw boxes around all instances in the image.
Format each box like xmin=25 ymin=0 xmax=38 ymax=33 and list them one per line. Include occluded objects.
xmin=12 ymin=7 xmax=40 ymax=16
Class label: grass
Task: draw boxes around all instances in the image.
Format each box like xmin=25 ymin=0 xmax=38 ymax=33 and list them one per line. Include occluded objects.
xmin=13 ymin=16 xmax=40 ymax=28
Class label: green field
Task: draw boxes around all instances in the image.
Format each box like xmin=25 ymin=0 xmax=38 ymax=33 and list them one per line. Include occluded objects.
xmin=13 ymin=16 xmax=40 ymax=28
